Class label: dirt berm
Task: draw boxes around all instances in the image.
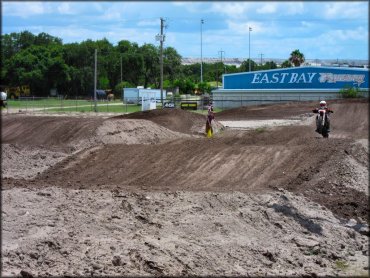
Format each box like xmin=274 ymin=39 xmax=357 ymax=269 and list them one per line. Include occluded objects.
xmin=1 ymin=98 xmax=369 ymax=277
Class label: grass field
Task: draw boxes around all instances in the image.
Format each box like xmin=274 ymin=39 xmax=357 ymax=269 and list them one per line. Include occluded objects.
xmin=5 ymin=98 xmax=143 ymax=113
xmin=3 ymin=98 xmax=217 ymax=114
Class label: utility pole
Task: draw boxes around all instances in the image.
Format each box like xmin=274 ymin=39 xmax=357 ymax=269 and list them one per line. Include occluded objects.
xmin=248 ymin=27 xmax=252 ymax=72
xmin=200 ymin=19 xmax=204 ymax=83
xmin=94 ymin=49 xmax=97 ymax=112
xmin=160 ymin=18 xmax=165 ymax=107
xmin=216 ymin=63 xmax=218 ymax=89
xmin=219 ymin=50 xmax=225 ymax=74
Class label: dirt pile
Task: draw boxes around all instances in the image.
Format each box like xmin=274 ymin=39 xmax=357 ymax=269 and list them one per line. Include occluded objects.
xmin=1 ymin=98 xmax=369 ymax=277
xmin=2 ymin=188 xmax=368 ymax=277
xmin=113 ymin=107 xmax=207 ymax=135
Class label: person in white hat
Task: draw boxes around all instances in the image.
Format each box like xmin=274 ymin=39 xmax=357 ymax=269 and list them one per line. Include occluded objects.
xmin=312 ymin=100 xmax=334 ymax=133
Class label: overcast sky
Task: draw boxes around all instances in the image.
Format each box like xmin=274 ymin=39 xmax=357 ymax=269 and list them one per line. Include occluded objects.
xmin=2 ymin=1 xmax=369 ymax=60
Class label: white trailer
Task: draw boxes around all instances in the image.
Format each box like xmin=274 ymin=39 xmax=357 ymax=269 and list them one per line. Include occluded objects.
xmin=123 ymin=88 xmax=166 ymax=104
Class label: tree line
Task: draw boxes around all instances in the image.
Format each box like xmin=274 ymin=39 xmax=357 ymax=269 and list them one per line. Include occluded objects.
xmin=1 ymin=31 xmax=304 ymax=97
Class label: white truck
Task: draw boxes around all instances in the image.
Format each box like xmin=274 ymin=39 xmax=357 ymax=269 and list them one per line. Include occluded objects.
xmin=0 ymin=91 xmax=7 ymax=108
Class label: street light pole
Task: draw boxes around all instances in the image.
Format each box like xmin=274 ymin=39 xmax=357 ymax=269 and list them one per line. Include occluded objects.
xmin=219 ymin=49 xmax=225 ymax=71
xmin=249 ymin=27 xmax=252 ymax=72
xmin=200 ymin=19 xmax=204 ymax=83
xmin=94 ymin=48 xmax=97 ymax=112
xmin=120 ymin=55 xmax=122 ymax=83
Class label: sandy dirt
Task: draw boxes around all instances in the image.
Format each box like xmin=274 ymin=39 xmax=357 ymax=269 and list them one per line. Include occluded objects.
xmin=1 ymin=98 xmax=369 ymax=277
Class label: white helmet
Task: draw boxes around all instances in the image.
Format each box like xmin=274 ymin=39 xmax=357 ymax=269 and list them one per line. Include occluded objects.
xmin=320 ymin=100 xmax=326 ymax=107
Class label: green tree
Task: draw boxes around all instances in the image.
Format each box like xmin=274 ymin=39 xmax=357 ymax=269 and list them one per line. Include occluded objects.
xmin=62 ymin=41 xmax=95 ymax=96
xmin=35 ymin=32 xmax=62 ymax=46
xmin=225 ymin=64 xmax=239 ymax=74
xmin=263 ymin=61 xmax=278 ymax=70
xmin=99 ymin=76 xmax=110 ymax=89
xmin=240 ymin=59 xmax=257 ymax=72
xmin=198 ymin=82 xmax=212 ymax=94
xmin=163 ymin=46 xmax=182 ymax=84
xmin=174 ymin=78 xmax=195 ymax=94
xmin=139 ymin=43 xmax=159 ymax=88
xmin=17 ymin=31 xmax=36 ymax=50
xmin=181 ymin=63 xmax=201 ymax=81
xmin=115 ymin=81 xmax=135 ymax=98
xmin=117 ymin=40 xmax=143 ymax=87
xmin=289 ymin=49 xmax=305 ymax=67
xmin=281 ymin=60 xmax=293 ymax=68
xmin=7 ymin=45 xmax=69 ymax=96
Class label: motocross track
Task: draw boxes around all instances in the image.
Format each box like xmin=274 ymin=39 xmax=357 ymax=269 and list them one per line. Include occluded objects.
xmin=1 ymin=98 xmax=369 ymax=277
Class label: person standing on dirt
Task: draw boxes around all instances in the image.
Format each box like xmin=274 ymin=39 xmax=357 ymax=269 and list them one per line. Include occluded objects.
xmin=312 ymin=100 xmax=334 ymax=132
xmin=206 ymin=102 xmax=215 ymax=136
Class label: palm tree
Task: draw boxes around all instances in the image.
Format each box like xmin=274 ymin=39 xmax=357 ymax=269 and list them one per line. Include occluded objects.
xmin=289 ymin=49 xmax=305 ymax=67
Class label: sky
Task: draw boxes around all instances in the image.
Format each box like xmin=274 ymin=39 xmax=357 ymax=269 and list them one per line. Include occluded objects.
xmin=2 ymin=1 xmax=369 ymax=61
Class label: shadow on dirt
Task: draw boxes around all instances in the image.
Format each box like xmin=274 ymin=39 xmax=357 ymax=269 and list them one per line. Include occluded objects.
xmin=271 ymin=203 xmax=323 ymax=235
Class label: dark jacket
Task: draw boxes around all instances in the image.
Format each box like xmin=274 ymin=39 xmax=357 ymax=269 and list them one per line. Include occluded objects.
xmin=312 ymin=107 xmax=334 ymax=114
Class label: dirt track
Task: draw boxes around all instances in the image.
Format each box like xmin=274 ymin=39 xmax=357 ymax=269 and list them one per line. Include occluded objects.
xmin=1 ymin=98 xmax=369 ymax=277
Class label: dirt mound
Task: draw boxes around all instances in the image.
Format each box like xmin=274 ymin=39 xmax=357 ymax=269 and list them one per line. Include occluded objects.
xmin=3 ymin=99 xmax=369 ymax=222
xmin=216 ymin=100 xmax=318 ymax=120
xmin=2 ymin=98 xmax=368 ymax=277
xmin=1 ymin=144 xmax=68 ymax=180
xmin=2 ymin=188 xmax=368 ymax=277
xmin=1 ymin=114 xmax=194 ymax=149
xmin=112 ymin=108 xmax=208 ymax=135
xmin=15 ymin=122 xmax=364 ymax=222
xmin=329 ymin=99 xmax=369 ymax=139
xmin=2 ymin=115 xmax=104 ymax=148
xmin=216 ymin=98 xmax=368 ymax=122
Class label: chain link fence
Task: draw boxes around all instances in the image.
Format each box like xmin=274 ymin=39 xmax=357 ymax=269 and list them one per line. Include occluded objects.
xmin=2 ymin=91 xmax=368 ymax=115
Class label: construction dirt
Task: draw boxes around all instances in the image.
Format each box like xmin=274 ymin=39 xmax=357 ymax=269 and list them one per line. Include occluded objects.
xmin=1 ymin=98 xmax=369 ymax=277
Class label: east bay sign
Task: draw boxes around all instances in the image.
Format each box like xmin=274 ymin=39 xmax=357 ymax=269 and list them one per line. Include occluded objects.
xmin=223 ymin=66 xmax=369 ymax=90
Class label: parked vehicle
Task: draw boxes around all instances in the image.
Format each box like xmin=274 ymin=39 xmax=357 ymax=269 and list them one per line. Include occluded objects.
xmin=6 ymin=85 xmax=31 ymax=99
xmin=0 ymin=91 xmax=7 ymax=107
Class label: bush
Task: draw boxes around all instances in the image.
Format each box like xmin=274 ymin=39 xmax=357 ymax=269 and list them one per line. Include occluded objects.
xmin=115 ymin=81 xmax=135 ymax=97
xmin=339 ymin=86 xmax=360 ymax=98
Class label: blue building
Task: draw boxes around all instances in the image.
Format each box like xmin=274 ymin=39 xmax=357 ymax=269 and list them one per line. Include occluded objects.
xmin=212 ymin=66 xmax=369 ymax=108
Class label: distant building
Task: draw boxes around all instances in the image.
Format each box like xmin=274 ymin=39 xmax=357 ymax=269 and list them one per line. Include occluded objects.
xmin=181 ymin=58 xmax=369 ymax=68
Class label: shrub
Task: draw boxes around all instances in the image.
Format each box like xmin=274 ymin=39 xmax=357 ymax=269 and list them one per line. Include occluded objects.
xmin=334 ymin=260 xmax=349 ymax=270
xmin=339 ymin=86 xmax=360 ymax=98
